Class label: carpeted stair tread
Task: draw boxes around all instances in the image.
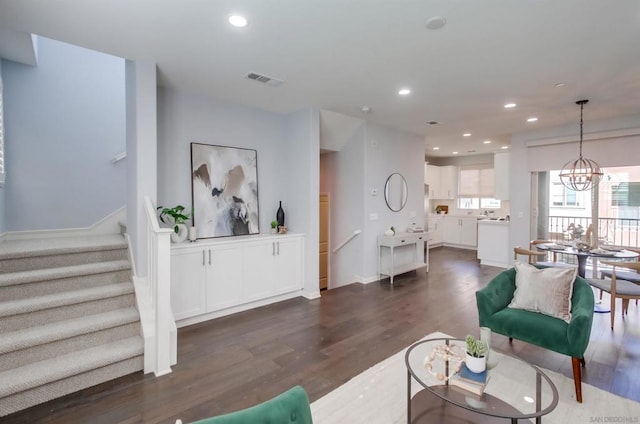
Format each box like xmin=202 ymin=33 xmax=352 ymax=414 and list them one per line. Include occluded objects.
xmin=0 ymin=260 xmax=131 ymax=287
xmin=0 ymin=282 xmax=133 ymax=318
xmin=0 ymin=336 xmax=143 ymax=398
xmin=0 ymin=308 xmax=140 ymax=355
xmin=0 ymin=235 xmax=127 ymax=261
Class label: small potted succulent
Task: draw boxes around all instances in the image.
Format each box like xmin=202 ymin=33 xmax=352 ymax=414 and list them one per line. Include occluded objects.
xmin=465 ymin=334 xmax=488 ymax=373
xmin=270 ymin=220 xmax=278 ymax=234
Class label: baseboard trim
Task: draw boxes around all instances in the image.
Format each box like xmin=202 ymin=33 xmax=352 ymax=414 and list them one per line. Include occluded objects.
xmin=355 ymin=275 xmax=379 ymax=285
xmin=3 ymin=206 xmax=126 ymax=241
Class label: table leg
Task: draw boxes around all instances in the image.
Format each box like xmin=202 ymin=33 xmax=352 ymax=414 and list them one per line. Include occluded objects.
xmin=577 ymin=255 xmax=587 ymax=278
xmin=407 ymin=370 xmax=411 ymax=424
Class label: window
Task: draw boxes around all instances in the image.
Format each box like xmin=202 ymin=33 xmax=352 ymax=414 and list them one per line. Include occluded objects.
xmin=549 ymin=170 xmax=584 ymax=208
xmin=0 ymin=78 xmax=4 ymax=187
xmin=457 ymin=165 xmax=501 ymax=209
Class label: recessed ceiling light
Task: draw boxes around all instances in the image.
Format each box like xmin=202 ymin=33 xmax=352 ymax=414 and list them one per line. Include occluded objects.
xmin=527 ymin=117 xmax=538 ymax=122
xmin=483 ymin=140 xmax=491 ymax=144
xmin=432 ymin=146 xmax=440 ymax=150
xmin=504 ymin=103 xmax=517 ymax=109
xmin=361 ymin=106 xmax=372 ymax=113
xmin=463 ymin=133 xmax=472 ymax=137
xmin=554 ymin=82 xmax=565 ymax=88
xmin=452 ymin=151 xmax=459 ymax=155
xmin=425 ymin=16 xmax=447 ymax=30
xmin=501 ymin=146 xmax=509 ymax=149
xmin=228 ymin=15 xmax=248 ymax=27
xmin=398 ymin=88 xmax=411 ymax=96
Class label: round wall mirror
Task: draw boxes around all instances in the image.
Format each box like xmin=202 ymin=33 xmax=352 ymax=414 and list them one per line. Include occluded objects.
xmin=384 ymin=173 xmax=408 ymax=212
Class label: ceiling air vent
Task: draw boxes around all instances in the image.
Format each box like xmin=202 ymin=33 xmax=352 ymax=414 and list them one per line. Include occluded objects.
xmin=245 ymin=72 xmax=284 ymax=87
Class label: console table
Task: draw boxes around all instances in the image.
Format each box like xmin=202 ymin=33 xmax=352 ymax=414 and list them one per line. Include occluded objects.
xmin=377 ymin=231 xmax=428 ymax=285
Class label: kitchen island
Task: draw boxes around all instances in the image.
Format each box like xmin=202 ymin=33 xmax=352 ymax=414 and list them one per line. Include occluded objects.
xmin=477 ymin=219 xmax=511 ymax=268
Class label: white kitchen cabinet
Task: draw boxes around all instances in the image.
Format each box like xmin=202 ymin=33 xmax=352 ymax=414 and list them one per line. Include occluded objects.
xmin=439 ymin=165 xmax=458 ymax=199
xmin=244 ymin=236 xmax=303 ymax=301
xmin=425 ymin=164 xmax=441 ymax=198
xmin=170 ymin=247 xmax=207 ymax=321
xmin=170 ymin=242 xmax=243 ymax=320
xmin=171 ymin=234 xmax=304 ymax=325
xmin=427 ymin=215 xmax=443 ymax=247
xmin=494 ymin=152 xmax=510 ymax=200
xmin=427 ymin=165 xmax=457 ymax=199
xmin=442 ymin=216 xmax=478 ymax=249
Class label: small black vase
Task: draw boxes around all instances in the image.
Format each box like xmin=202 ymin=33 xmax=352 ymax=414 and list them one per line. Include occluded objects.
xmin=276 ymin=201 xmax=285 ymax=227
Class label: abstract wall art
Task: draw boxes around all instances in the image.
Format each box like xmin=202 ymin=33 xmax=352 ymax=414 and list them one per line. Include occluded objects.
xmin=191 ymin=143 xmax=259 ymax=238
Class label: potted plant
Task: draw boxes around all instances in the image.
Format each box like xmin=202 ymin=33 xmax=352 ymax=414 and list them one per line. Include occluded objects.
xmin=270 ymin=220 xmax=278 ymax=234
xmin=465 ymin=334 xmax=488 ymax=373
xmin=157 ymin=205 xmax=191 ymax=243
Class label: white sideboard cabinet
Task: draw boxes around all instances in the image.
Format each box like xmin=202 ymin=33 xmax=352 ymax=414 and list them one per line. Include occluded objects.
xmin=170 ymin=233 xmax=304 ymax=326
xmin=377 ymin=232 xmax=428 ymax=285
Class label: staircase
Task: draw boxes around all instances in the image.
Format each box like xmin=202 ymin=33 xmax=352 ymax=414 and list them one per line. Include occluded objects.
xmin=0 ymin=235 xmax=144 ymax=417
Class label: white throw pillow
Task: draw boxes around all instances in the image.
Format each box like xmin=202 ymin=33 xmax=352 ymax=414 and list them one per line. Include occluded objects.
xmin=508 ymin=262 xmax=577 ymax=323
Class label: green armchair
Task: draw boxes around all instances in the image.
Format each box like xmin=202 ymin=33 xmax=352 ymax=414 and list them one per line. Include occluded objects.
xmin=190 ymin=386 xmax=313 ymax=424
xmin=476 ymin=267 xmax=594 ymax=403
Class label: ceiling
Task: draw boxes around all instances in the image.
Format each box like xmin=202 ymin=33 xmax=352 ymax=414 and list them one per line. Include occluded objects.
xmin=1 ymin=1 xmax=639 ymax=158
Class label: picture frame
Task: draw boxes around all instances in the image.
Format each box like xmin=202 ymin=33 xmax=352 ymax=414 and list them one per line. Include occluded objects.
xmin=191 ymin=143 xmax=260 ymax=239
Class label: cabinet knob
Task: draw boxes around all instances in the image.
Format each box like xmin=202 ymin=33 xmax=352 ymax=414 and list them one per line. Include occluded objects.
xmin=277 ymin=241 xmax=280 ymax=255
xmin=209 ymin=249 xmax=212 ymax=265
xmin=272 ymin=242 xmax=276 ymax=256
xmin=202 ymin=250 xmax=205 ymax=266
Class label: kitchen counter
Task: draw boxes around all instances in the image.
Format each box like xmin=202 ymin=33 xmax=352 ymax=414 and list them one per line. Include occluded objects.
xmin=477 ymin=220 xmax=511 ymax=268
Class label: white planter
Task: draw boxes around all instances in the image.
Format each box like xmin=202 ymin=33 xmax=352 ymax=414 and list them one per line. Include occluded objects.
xmin=465 ymin=352 xmax=486 ymax=373
xmin=171 ymin=223 xmax=188 ymax=243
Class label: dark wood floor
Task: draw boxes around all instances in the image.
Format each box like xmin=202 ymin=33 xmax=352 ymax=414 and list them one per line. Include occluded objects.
xmin=6 ymin=247 xmax=640 ymax=423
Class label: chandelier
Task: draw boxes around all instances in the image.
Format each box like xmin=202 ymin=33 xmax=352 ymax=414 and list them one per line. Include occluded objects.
xmin=558 ymin=100 xmax=603 ymax=191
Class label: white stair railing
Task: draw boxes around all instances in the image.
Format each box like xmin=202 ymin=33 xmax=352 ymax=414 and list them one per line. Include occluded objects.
xmin=333 ymin=229 xmax=361 ymax=253
xmin=143 ymin=196 xmax=174 ymax=376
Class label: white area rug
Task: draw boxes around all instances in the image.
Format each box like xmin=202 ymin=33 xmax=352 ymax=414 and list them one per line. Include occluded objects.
xmin=310 ymin=332 xmax=640 ymax=423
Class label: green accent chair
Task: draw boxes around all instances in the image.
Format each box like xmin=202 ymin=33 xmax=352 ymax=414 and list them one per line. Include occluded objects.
xmin=190 ymin=386 xmax=313 ymax=424
xmin=476 ymin=267 xmax=594 ymax=403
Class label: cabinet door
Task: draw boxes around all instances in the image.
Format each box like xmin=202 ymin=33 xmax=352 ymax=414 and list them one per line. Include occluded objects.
xmin=425 ymin=165 xmax=441 ymax=198
xmin=459 ymin=218 xmax=478 ymax=247
xmin=171 ymin=249 xmax=207 ymax=320
xmin=206 ymin=244 xmax=244 ymax=311
xmin=441 ymin=217 xmax=459 ymax=244
xmin=243 ymin=241 xmax=275 ymax=302
xmin=274 ymin=237 xmax=303 ymax=295
xmin=428 ymin=217 xmax=443 ymax=246
xmin=440 ymin=166 xmax=458 ymax=199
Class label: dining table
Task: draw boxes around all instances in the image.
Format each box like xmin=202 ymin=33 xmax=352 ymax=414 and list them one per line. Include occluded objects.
xmin=536 ymin=242 xmax=640 ymax=313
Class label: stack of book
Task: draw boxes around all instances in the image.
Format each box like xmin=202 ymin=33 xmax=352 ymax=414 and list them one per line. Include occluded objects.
xmin=449 ymin=363 xmax=489 ymax=395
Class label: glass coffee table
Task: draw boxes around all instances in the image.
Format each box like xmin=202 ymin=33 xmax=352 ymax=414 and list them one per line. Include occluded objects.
xmin=405 ymin=338 xmax=558 ymax=423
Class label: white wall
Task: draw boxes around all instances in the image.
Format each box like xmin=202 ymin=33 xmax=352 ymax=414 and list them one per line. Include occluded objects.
xmin=0 ymin=62 xmax=5 ymax=235
xmin=2 ymin=37 xmax=126 ymax=231
xmin=126 ymin=59 xmax=157 ymax=274
xmin=320 ymin=125 xmax=366 ymax=288
xmin=509 ymin=115 xmax=640 ymax=252
xmin=363 ymin=123 xmax=425 ymax=279
xmin=284 ymin=108 xmax=320 ymax=297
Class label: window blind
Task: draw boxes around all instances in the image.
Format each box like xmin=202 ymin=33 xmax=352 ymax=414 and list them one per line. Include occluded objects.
xmin=458 ymin=166 xmax=494 ymax=197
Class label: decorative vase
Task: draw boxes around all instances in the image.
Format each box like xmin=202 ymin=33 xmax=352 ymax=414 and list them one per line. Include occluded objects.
xmin=465 ymin=352 xmax=487 ymax=373
xmin=188 ymin=226 xmax=197 ymax=242
xmin=480 ymin=326 xmax=495 ymax=369
xmin=277 ymin=201 xmax=285 ymax=227
xmin=384 ymin=228 xmax=394 ymax=236
xmin=171 ymin=223 xmax=188 ymax=243
xmin=271 ymin=227 xmax=277 ymax=234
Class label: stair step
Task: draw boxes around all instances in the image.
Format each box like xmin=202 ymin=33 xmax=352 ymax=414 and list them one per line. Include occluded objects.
xmin=0 ymin=283 xmax=134 ymax=318
xmin=0 ymin=308 xmax=140 ymax=355
xmin=0 ymin=336 xmax=143 ymax=399
xmin=0 ymin=259 xmax=131 ymax=287
xmin=0 ymin=235 xmax=128 ymax=274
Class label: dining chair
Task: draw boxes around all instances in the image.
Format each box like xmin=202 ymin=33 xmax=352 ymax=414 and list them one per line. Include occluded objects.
xmin=529 ymin=239 xmax=576 ymax=269
xmin=587 ymin=261 xmax=640 ymax=329
xmin=597 ymin=248 xmax=640 ymax=308
xmin=513 ymin=246 xmax=547 ymax=263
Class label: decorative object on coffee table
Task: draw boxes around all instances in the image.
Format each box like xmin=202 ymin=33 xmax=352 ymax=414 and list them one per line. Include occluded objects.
xmin=464 ymin=334 xmax=488 ymax=373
